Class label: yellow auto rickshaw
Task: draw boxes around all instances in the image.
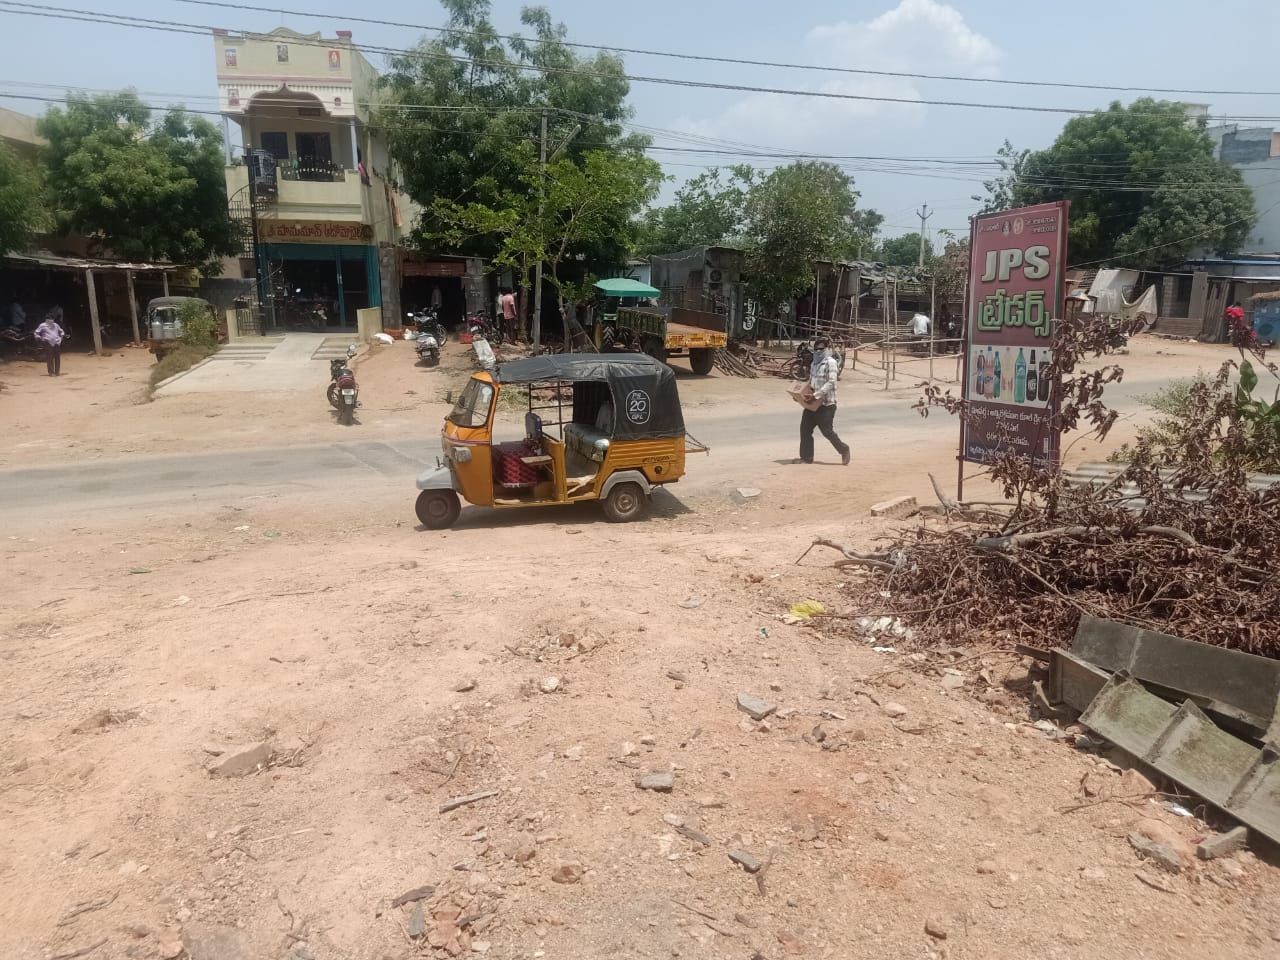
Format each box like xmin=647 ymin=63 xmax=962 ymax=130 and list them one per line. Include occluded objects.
xmin=414 ymin=353 xmax=705 ymax=528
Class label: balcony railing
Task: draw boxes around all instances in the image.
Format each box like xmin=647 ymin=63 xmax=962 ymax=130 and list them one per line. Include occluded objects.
xmin=276 ymin=156 xmax=347 ymax=183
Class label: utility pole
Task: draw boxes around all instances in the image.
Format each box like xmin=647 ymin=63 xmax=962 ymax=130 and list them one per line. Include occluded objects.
xmin=917 ymin=204 xmax=933 ymax=267
xmin=532 ymin=109 xmax=548 ymax=348
xmin=528 ymin=111 xmax=581 ymax=348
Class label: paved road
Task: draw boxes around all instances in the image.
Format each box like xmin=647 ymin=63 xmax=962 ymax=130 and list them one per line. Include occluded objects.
xmin=0 ymin=401 xmax=949 ymax=518
xmin=0 ymin=359 xmax=1164 ymax=519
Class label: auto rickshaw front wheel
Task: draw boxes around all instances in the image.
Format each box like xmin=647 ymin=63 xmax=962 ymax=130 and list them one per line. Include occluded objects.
xmin=417 ymin=490 xmax=461 ymax=529
xmin=601 ymin=482 xmax=647 ymax=523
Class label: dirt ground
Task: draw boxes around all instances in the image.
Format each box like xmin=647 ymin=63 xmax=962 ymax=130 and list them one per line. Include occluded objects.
xmin=2 ymin=335 xmax=1277 ymax=960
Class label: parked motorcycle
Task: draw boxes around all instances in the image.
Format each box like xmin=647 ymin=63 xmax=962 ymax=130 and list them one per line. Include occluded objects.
xmin=789 ymin=340 xmax=847 ymax=381
xmin=415 ymin=328 xmax=440 ymax=366
xmin=1102 ymin=318 xmax=1130 ymax=354
xmin=466 ymin=311 xmax=504 ymax=346
xmin=0 ymin=328 xmax=45 ymax=361
xmin=327 ymin=344 xmax=359 ymax=423
xmin=408 ymin=307 xmax=447 ymax=351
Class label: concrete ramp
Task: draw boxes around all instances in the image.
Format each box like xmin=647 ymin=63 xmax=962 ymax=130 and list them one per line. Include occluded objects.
xmin=156 ymin=333 xmax=333 ymax=394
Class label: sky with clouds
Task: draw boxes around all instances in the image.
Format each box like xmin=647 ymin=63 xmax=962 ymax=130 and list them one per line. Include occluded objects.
xmin=3 ymin=0 xmax=1278 ymax=244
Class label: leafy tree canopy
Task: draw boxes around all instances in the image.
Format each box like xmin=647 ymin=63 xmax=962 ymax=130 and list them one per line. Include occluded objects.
xmin=878 ymin=232 xmax=931 ymax=267
xmin=636 ymin=165 xmax=756 ymax=255
xmin=38 ymin=90 xmax=238 ymax=272
xmin=638 ymin=162 xmax=882 ymax=263
xmin=975 ymin=99 xmax=1254 ymax=268
xmin=638 ymin=161 xmax=881 ymax=313
xmin=383 ymin=0 xmax=649 ymax=263
xmin=430 ymin=148 xmax=661 ymax=339
xmin=0 ymin=144 xmax=46 ymax=255
xmin=739 ymin=161 xmax=878 ymax=309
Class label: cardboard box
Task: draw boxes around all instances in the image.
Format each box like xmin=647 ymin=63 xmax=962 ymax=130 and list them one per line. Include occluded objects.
xmin=788 ymin=382 xmax=822 ymax=411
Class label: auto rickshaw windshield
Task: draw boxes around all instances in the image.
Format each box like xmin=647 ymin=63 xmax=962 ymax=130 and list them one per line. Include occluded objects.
xmin=447 ymin=378 xmax=494 ymax=428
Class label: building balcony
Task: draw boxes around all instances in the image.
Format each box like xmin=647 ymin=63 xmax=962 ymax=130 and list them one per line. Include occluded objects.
xmin=225 ymin=162 xmax=366 ymax=218
xmin=225 ymin=163 xmax=410 ymax=247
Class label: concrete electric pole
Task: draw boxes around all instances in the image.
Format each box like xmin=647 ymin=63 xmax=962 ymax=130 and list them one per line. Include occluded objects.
xmin=917 ymin=204 xmax=933 ymax=267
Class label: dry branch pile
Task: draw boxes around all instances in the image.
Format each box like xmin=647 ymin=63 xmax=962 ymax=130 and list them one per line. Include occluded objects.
xmin=828 ymin=468 xmax=1279 ymax=654
xmin=815 ymin=319 xmax=1280 ymax=656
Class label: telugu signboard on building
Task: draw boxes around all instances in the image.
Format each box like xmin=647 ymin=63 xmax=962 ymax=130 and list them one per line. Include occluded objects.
xmin=257 ymin=220 xmax=373 ymax=245
xmin=961 ymin=200 xmax=1069 ymax=471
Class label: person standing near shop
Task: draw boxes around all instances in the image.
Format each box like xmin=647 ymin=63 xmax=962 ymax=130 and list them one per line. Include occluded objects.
xmin=34 ymin=310 xmax=66 ymax=376
xmin=799 ymin=335 xmax=850 ymax=465
xmin=7 ymin=296 xmax=26 ymax=332
xmin=500 ymin=287 xmax=518 ymax=340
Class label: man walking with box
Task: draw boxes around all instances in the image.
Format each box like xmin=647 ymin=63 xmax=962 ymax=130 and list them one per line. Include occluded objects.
xmin=799 ymin=336 xmax=850 ymax=465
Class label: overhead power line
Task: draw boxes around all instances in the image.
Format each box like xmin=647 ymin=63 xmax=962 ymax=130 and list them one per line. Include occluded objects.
xmin=169 ymin=0 xmax=1280 ymax=99
xmin=5 ymin=83 xmax=1269 ymax=198
xmin=5 ymin=2 xmax=1280 ymax=122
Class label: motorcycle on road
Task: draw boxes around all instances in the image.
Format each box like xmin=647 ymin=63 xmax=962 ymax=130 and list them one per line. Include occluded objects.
xmin=326 ymin=344 xmax=360 ymax=424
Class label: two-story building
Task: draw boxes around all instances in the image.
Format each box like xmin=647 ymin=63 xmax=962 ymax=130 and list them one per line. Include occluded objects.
xmin=215 ymin=27 xmax=414 ymax=329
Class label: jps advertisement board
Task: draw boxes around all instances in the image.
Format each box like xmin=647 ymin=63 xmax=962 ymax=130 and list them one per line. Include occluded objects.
xmin=962 ymin=201 xmax=1068 ymax=470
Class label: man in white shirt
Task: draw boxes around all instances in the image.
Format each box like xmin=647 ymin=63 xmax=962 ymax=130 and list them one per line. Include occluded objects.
xmin=799 ymin=336 xmax=850 ymax=465
xmin=34 ymin=311 xmax=66 ymax=376
xmin=911 ymin=312 xmax=931 ymax=336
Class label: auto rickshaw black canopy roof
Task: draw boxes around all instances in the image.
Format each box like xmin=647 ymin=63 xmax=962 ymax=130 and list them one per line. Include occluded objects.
xmin=497 ymin=353 xmax=686 ymax=440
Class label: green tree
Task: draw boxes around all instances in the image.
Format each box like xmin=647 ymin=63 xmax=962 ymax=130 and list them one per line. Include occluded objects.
xmin=38 ymin=91 xmax=238 ymax=273
xmin=0 ymin=144 xmax=46 ymax=255
xmin=430 ymin=148 xmax=661 ymax=341
xmin=924 ymin=232 xmax=969 ymax=335
xmin=977 ymin=99 xmax=1254 ymax=267
xmin=636 ymin=166 xmax=755 ymax=255
xmin=639 ymin=164 xmax=882 ymax=260
xmin=878 ymin=232 xmax=931 ymax=266
xmin=739 ymin=161 xmax=872 ymax=310
xmin=972 ymin=139 xmax=1029 ymax=215
xmin=383 ymin=0 xmax=647 ymax=263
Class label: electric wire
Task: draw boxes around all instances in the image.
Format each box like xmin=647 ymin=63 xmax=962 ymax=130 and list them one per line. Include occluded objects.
xmin=4 ymin=2 xmax=1280 ymax=123
xmin=169 ymin=0 xmax=1280 ymax=100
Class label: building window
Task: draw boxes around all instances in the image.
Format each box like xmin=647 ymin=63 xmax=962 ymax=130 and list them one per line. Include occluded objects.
xmin=260 ymin=132 xmax=289 ymax=162
xmin=295 ymin=132 xmax=339 ymax=182
xmin=224 ymin=47 xmax=238 ymax=68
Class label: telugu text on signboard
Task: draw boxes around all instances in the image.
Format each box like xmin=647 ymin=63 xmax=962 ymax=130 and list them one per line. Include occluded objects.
xmin=961 ymin=201 xmax=1068 ymax=471
xmin=257 ymin=219 xmax=373 ymax=245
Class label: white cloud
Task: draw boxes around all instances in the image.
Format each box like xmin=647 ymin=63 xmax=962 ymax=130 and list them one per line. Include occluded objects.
xmin=667 ymin=0 xmax=1002 ymax=156
xmin=810 ymin=0 xmax=1002 ymax=78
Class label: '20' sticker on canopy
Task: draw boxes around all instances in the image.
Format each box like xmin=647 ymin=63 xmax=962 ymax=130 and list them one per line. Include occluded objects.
xmin=625 ymin=389 xmax=651 ymax=425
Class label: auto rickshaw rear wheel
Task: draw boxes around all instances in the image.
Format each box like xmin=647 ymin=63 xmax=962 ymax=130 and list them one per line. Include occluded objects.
xmin=602 ymin=482 xmax=647 ymax=523
xmin=417 ymin=490 xmax=461 ymax=529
